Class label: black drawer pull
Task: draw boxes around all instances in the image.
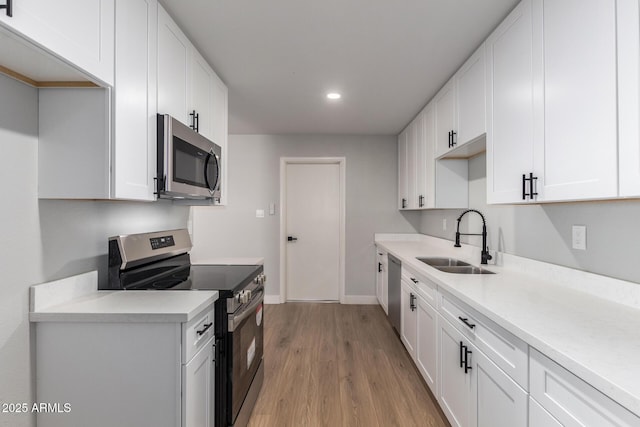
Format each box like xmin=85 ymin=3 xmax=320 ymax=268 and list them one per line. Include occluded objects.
xmin=0 ymin=0 xmax=12 ymax=17
xmin=196 ymin=322 xmax=213 ymax=336
xmin=410 ymin=278 xmax=418 ymax=284
xmin=378 ymin=262 xmax=382 ymax=273
xmin=458 ymin=316 xmax=476 ymax=330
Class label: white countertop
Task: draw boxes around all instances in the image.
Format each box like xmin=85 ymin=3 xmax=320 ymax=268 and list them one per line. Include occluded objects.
xmin=29 ymin=271 xmax=218 ymax=323
xmin=375 ymin=234 xmax=640 ymax=418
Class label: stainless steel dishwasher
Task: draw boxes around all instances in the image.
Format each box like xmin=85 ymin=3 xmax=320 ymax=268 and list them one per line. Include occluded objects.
xmin=387 ymin=254 xmax=401 ymax=333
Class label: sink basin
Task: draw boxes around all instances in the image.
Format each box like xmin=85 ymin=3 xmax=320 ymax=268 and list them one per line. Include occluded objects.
xmin=417 ymin=257 xmax=471 ymax=267
xmin=436 ymin=266 xmax=496 ymax=275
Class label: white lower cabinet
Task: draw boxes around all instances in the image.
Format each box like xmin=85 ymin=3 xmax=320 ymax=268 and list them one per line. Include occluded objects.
xmin=35 ymin=305 xmax=216 ymax=427
xmin=183 ymin=338 xmax=215 ymax=427
xmin=530 ymin=348 xmax=640 ymax=427
xmin=438 ymin=315 xmax=527 ymax=427
xmin=400 ymin=279 xmax=418 ymax=357
xmin=375 ymin=249 xmax=388 ymax=314
xmin=438 ymin=316 xmax=472 ymax=427
xmin=416 ymin=293 xmax=438 ymax=392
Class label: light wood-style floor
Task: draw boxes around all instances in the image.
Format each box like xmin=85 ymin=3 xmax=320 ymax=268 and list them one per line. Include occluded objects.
xmin=248 ymin=303 xmax=449 ymax=427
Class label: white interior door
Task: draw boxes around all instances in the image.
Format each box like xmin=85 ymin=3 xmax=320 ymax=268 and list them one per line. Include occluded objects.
xmin=286 ymin=162 xmax=340 ymax=301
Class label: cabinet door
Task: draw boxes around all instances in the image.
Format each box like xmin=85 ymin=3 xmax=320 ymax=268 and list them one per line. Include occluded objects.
xmin=398 ymin=131 xmax=408 ymax=209
xmin=0 ymin=0 xmax=114 ymax=85
xmin=530 ymin=349 xmax=640 ymax=427
xmin=438 ymin=316 xmax=471 ymax=427
xmin=190 ymin=48 xmax=215 ymax=140
xmin=456 ymin=44 xmax=486 ymax=146
xmin=470 ymin=346 xmax=527 ymax=427
xmin=113 ymin=0 xmax=157 ymax=201
xmin=435 ymin=78 xmax=457 ymax=157
xmin=400 ymin=280 xmax=417 ymax=357
xmin=407 ymin=120 xmax=418 ymax=209
xmin=485 ymin=0 xmax=542 ymax=204
xmin=416 ymin=106 xmax=436 ymax=209
xmin=416 ymin=295 xmax=437 ymax=393
xmin=618 ymin=0 xmax=640 ymax=197
xmin=158 ymin=4 xmax=190 ymax=126
xmin=539 ymin=0 xmax=618 ymax=201
xmin=182 ymin=339 xmax=214 ymax=427
xmin=376 ymin=252 xmax=383 ymax=306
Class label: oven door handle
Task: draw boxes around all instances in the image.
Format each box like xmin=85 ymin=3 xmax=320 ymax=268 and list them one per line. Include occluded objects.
xmin=228 ymin=289 xmax=264 ymax=332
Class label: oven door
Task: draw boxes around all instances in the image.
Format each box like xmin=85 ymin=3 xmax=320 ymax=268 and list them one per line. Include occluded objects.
xmin=227 ymin=289 xmax=264 ymax=426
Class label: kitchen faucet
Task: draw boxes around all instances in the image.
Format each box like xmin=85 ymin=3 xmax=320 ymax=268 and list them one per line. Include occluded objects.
xmin=454 ymin=209 xmax=493 ymax=265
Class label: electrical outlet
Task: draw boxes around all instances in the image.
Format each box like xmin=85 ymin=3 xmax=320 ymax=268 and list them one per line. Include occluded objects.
xmin=572 ymin=225 xmax=586 ymax=250
xmin=442 ymin=219 xmax=447 ymax=231
xmin=256 ymin=209 xmax=265 ymax=218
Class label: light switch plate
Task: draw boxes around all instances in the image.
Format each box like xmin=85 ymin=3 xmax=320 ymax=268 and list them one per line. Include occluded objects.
xmin=572 ymin=225 xmax=586 ymax=250
xmin=256 ymin=209 xmax=265 ymax=218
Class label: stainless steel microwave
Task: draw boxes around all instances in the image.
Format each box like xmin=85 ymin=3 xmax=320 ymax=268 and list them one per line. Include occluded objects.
xmin=156 ymin=114 xmax=222 ymax=201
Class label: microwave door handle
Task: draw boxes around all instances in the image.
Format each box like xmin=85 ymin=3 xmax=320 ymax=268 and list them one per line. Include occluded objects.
xmin=204 ymin=150 xmax=213 ymax=192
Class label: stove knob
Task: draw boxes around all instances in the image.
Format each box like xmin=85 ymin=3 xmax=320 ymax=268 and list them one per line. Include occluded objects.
xmin=261 ymin=274 xmax=267 ymax=284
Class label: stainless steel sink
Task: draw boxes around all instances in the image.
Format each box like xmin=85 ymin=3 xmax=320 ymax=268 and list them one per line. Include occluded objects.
xmin=436 ymin=266 xmax=495 ymax=275
xmin=417 ymin=257 xmax=471 ymax=267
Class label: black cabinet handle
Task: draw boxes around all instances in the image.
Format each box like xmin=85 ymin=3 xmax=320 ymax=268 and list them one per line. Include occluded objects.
xmin=451 ymin=130 xmax=457 ymax=147
xmin=448 ymin=131 xmax=452 ymax=148
xmin=464 ymin=347 xmax=473 ymax=374
xmin=287 ymin=236 xmax=298 ymax=242
xmin=378 ymin=262 xmax=382 ymax=273
xmin=190 ymin=110 xmax=200 ymax=133
xmin=0 ymin=0 xmax=12 ymax=17
xmin=409 ymin=293 xmax=416 ymax=311
xmin=401 ymin=198 xmax=407 ymax=209
xmin=196 ymin=322 xmax=213 ymax=336
xmin=418 ymin=195 xmax=424 ymax=207
xmin=522 ymin=172 xmax=538 ymax=200
xmin=458 ymin=316 xmax=476 ymax=330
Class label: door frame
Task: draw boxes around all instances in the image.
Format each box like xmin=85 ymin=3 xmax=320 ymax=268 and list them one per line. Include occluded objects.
xmin=279 ymin=157 xmax=346 ymax=304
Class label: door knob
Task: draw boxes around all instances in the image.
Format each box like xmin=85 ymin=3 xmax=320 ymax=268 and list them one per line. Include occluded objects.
xmin=287 ymin=236 xmax=298 ymax=242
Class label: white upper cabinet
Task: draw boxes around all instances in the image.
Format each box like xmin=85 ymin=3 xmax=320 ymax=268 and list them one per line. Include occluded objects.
xmin=112 ymin=0 xmax=158 ymax=201
xmin=487 ymin=0 xmax=640 ymax=204
xmin=415 ymin=108 xmax=433 ymax=209
xmin=398 ymin=130 xmax=409 ymax=209
xmin=612 ymin=0 xmax=640 ymax=198
xmin=540 ymin=0 xmax=618 ymax=202
xmin=407 ymin=119 xmax=418 ymax=209
xmin=0 ymin=0 xmax=114 ymax=85
xmin=435 ymin=78 xmax=457 ymax=157
xmin=485 ymin=0 xmax=541 ymax=204
xmin=190 ymin=49 xmax=216 ymax=140
xmin=157 ymin=4 xmax=190 ymax=125
xmin=455 ymin=44 xmax=486 ymax=148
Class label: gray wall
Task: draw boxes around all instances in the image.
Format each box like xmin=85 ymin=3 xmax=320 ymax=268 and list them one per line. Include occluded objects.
xmin=0 ymin=74 xmax=189 ymax=427
xmin=191 ymin=134 xmax=420 ymax=298
xmin=420 ymin=153 xmax=640 ymax=285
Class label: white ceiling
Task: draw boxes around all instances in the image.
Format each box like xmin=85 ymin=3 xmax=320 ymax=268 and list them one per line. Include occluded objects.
xmin=160 ymin=0 xmax=519 ymax=135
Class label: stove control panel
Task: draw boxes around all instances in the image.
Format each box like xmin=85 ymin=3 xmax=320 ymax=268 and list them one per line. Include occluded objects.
xmin=253 ymin=273 xmax=267 ymax=286
xmin=149 ymin=235 xmax=175 ymax=250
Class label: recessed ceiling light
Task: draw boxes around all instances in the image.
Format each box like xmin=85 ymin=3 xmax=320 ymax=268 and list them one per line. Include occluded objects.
xmin=326 ymin=92 xmax=341 ymax=100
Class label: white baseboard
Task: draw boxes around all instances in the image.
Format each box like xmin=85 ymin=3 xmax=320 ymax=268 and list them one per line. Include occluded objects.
xmin=342 ymin=295 xmax=379 ymax=305
xmin=263 ymin=295 xmax=379 ymax=305
xmin=264 ymin=295 xmax=282 ymax=304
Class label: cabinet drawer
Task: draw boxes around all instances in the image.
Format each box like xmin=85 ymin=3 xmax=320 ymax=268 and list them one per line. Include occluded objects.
xmin=530 ymin=348 xmax=640 ymax=427
xmin=439 ymin=290 xmax=528 ymax=389
xmin=182 ymin=305 xmax=215 ymax=364
xmin=402 ymin=266 xmax=437 ymax=308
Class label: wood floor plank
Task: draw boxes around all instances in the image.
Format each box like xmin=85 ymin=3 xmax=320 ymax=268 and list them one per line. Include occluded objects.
xmin=248 ymin=303 xmax=449 ymax=427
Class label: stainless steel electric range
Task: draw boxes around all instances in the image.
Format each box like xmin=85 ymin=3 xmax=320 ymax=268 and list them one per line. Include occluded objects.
xmin=102 ymin=228 xmax=266 ymax=427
